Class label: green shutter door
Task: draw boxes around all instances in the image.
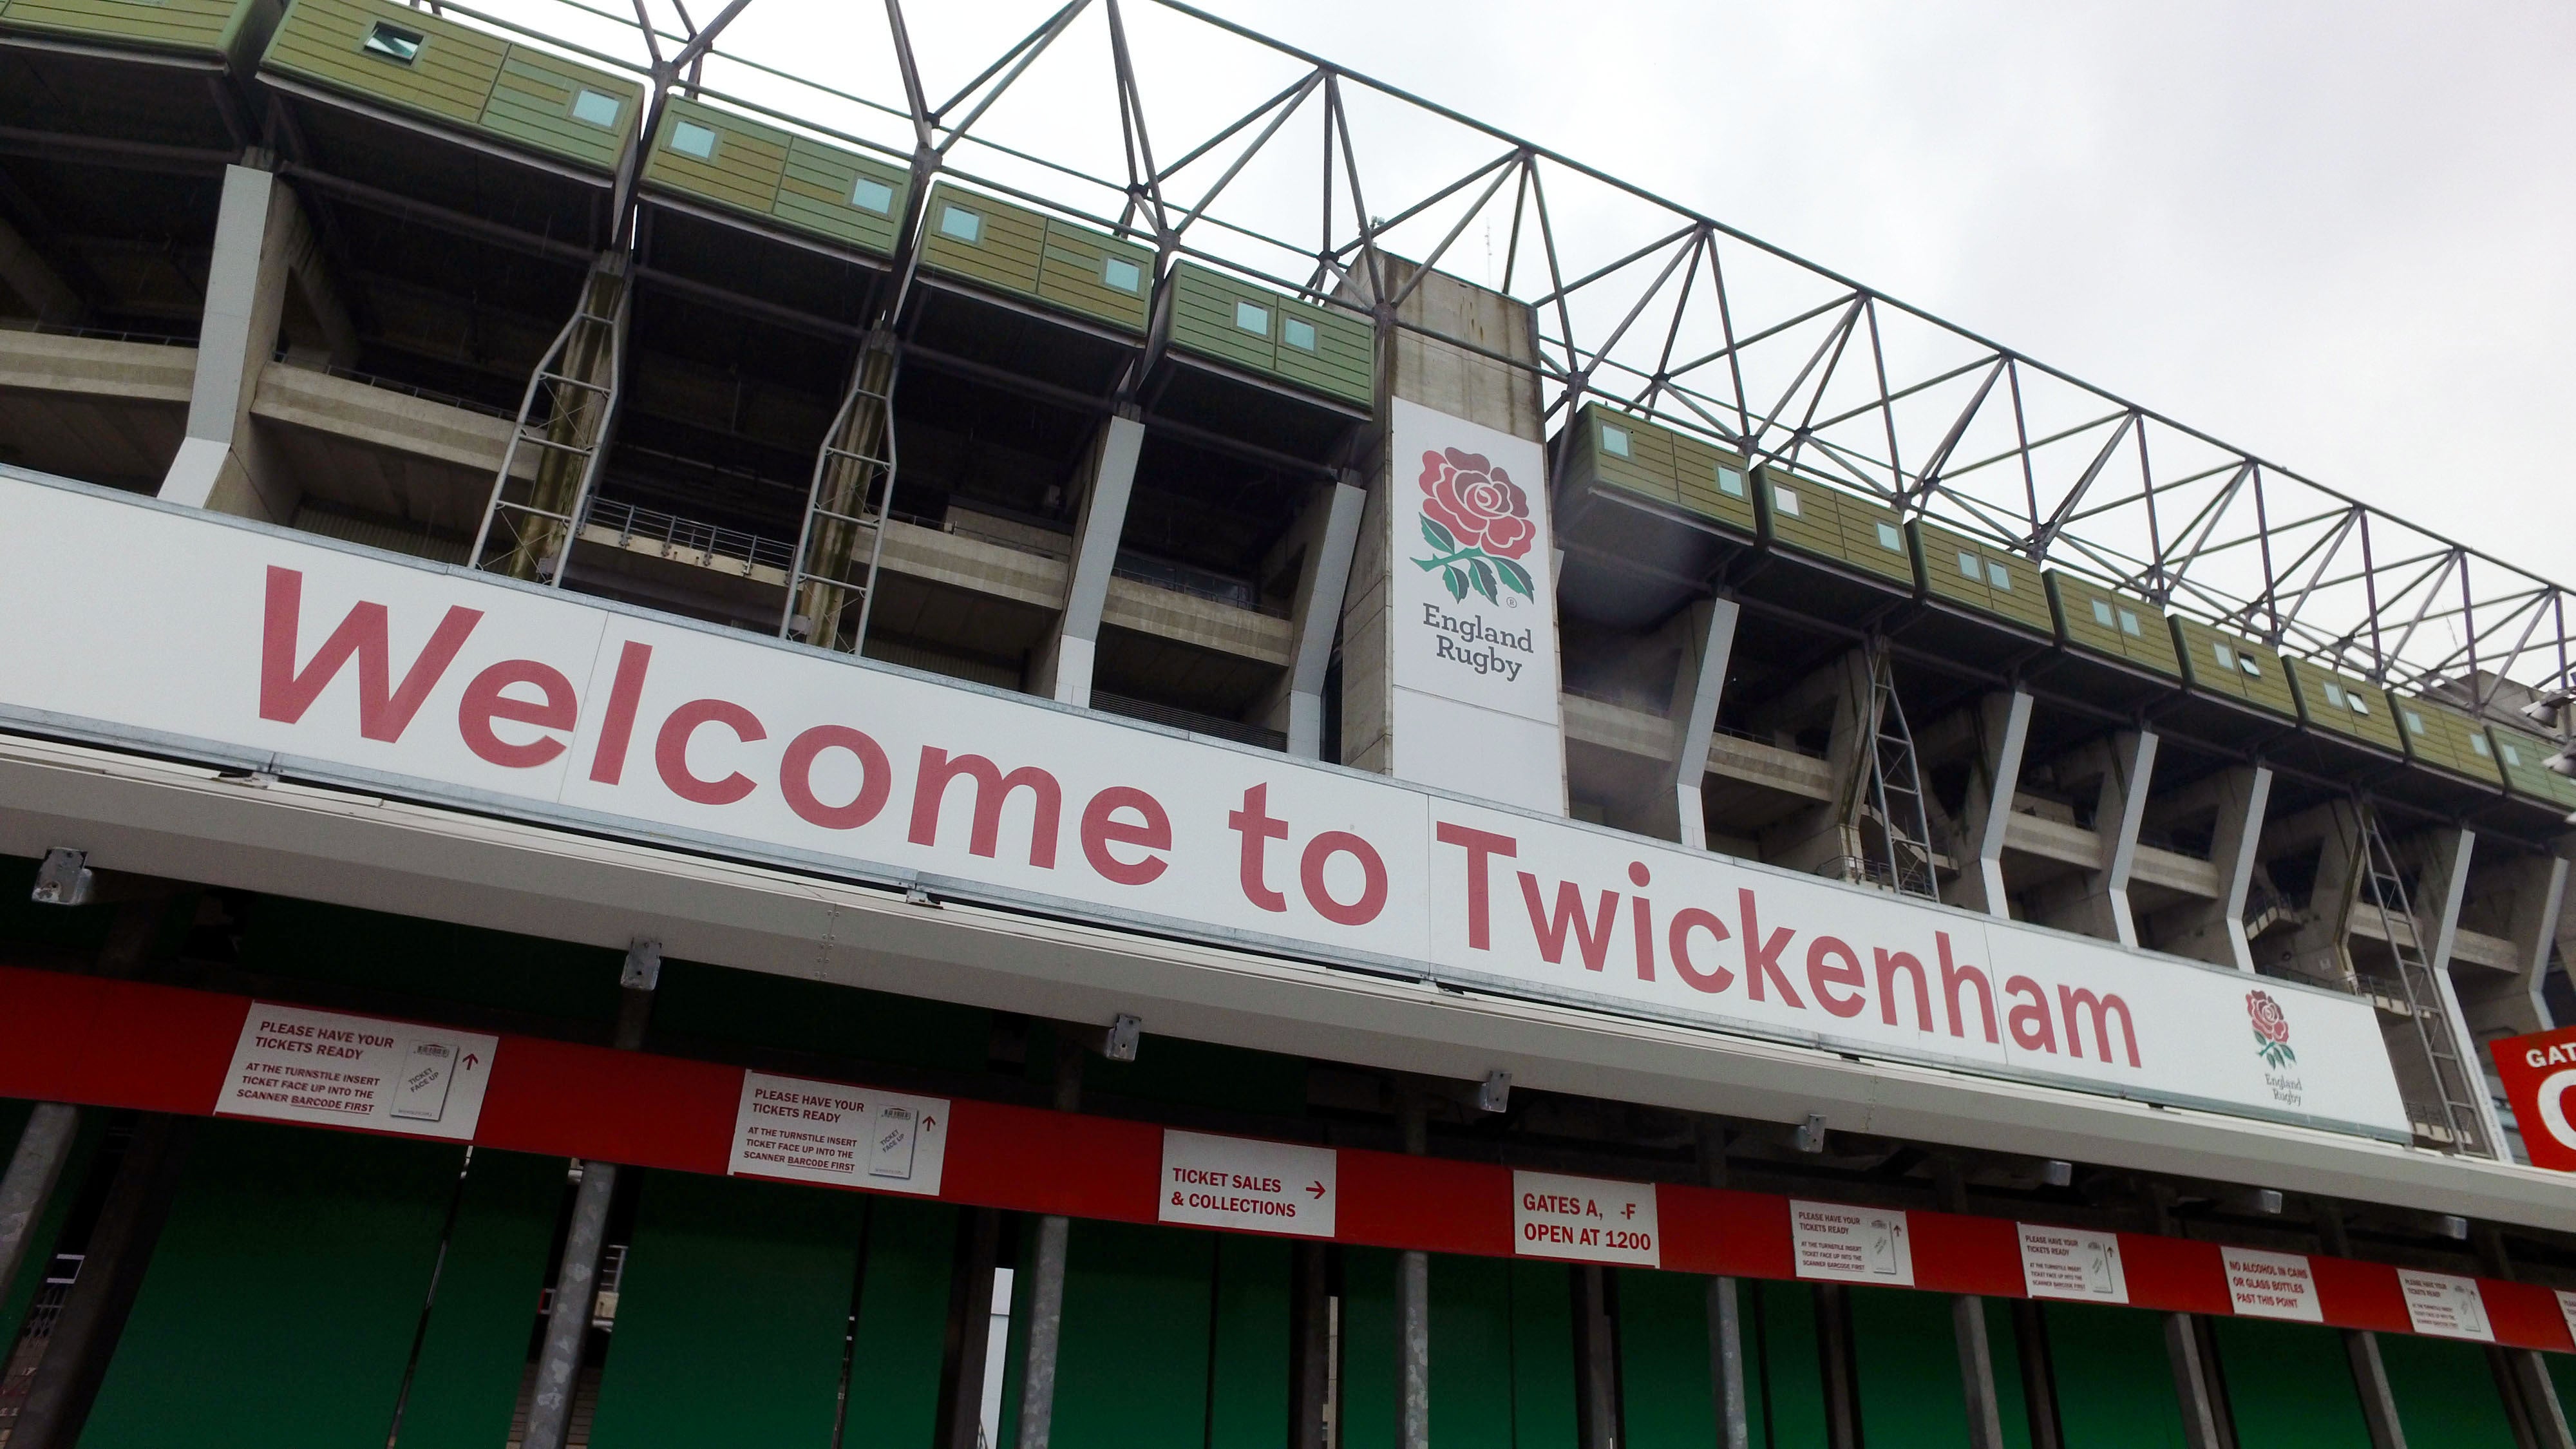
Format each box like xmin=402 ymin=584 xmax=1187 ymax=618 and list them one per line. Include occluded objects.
xmin=80 ymin=1120 xmax=459 ymax=1449
xmin=1983 ymin=1300 xmax=2038 ymax=1449
xmin=1209 ymin=1235 xmax=1293 ymax=1449
xmin=1850 ymin=1285 xmax=1973 ymax=1449
xmin=1750 ymin=1280 xmax=1831 ymax=1449
xmin=1505 ymin=1260 xmax=1580 ymax=1449
xmin=846 ymin=1197 xmax=960 ymax=1449
xmin=586 ymin=1171 xmax=866 ymax=1447
xmin=2377 ymin=1331 xmax=2519 ymax=1449
xmin=1337 ymin=1247 xmax=1400 ymax=1449
xmin=1615 ymin=1269 xmax=1718 ymax=1449
xmin=2208 ymin=1316 xmax=2374 ymax=1449
xmin=2041 ymin=1303 xmax=2190 ymax=1449
xmin=390 ymin=1148 xmax=563 ymax=1448
xmin=1052 ymin=1220 xmax=1215 ymax=1449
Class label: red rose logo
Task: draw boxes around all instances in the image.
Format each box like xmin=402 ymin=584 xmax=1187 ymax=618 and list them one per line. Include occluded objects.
xmin=1421 ymin=449 xmax=1534 ymax=560
xmin=2247 ymin=990 xmax=2295 ymax=1068
xmin=1412 ymin=449 xmax=1539 ymax=606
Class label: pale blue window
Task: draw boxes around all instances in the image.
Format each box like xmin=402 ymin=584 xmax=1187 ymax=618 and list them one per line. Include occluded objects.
xmin=1102 ymin=257 xmax=1142 ymax=293
xmin=1875 ymin=522 xmax=1902 ymax=552
xmin=849 ymin=176 xmax=895 ymax=214
xmin=1960 ymin=551 xmax=1982 ymax=581
xmin=1601 ymin=425 xmax=1630 ymax=459
xmin=1235 ymin=300 xmax=1270 ymax=335
xmin=1716 ymin=466 xmax=1745 ymax=498
xmin=2092 ymin=599 xmax=2116 ymax=627
xmin=1987 ymin=561 xmax=2011 ymax=591
xmin=1282 ymin=317 xmax=1317 ymax=351
xmin=363 ymin=21 xmax=422 ymax=62
xmin=570 ymin=88 xmax=623 ymax=129
xmin=668 ymin=118 xmax=717 ymax=160
xmin=1772 ymin=486 xmax=1801 ymax=518
xmin=940 ymin=205 xmax=981 ymax=243
xmin=2118 ymin=609 xmax=2141 ymax=636
xmin=2214 ymin=642 xmax=2236 ymax=670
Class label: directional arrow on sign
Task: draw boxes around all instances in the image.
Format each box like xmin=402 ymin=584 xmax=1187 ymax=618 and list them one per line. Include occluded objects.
xmin=1308 ymin=1180 xmax=1327 ymax=1199
xmin=461 ymin=1053 xmax=480 ymax=1071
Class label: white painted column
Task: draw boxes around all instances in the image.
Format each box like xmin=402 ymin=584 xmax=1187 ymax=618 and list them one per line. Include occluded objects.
xmin=1285 ymin=476 xmax=1367 ymax=760
xmin=2093 ymin=730 xmax=2159 ymax=946
xmin=1664 ymin=596 xmax=1739 ymax=850
xmin=2521 ymin=856 xmax=2571 ymax=1027
xmin=2422 ymin=828 xmax=2512 ymax=1159
xmin=1954 ymin=690 xmax=2034 ymax=918
xmin=1036 ymin=410 xmax=1146 ymax=707
xmin=160 ymin=160 xmax=317 ymax=522
xmin=2211 ymin=766 xmax=2274 ymax=971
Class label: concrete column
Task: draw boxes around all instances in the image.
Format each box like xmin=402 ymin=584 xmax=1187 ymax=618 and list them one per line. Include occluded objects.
xmin=2515 ymin=856 xmax=2570 ymax=1030
xmin=2091 ymin=730 xmax=2159 ymax=945
xmin=2163 ymin=1313 xmax=2228 ymax=1449
xmin=1699 ymin=1121 xmax=1750 ymax=1449
xmin=1284 ymin=477 xmax=1368 ymax=760
xmin=525 ymin=942 xmax=659 ymax=1449
xmin=2420 ymin=829 xmax=2512 ymax=1160
xmin=1575 ymin=1265 xmax=1618 ymax=1449
xmin=2161 ymin=766 xmax=2272 ymax=971
xmin=1952 ymin=690 xmax=2035 ymax=918
xmin=1012 ymin=1041 xmax=1087 ymax=1449
xmin=1757 ymin=647 xmax=1881 ymax=880
xmin=1658 ymin=596 xmax=1739 ymax=850
xmin=1397 ymin=1088 xmax=1430 ymax=1449
xmin=1934 ymin=1161 xmax=2007 ymax=1449
xmin=10 ymin=1115 xmax=192 ymax=1449
xmin=160 ymin=159 xmax=324 ymax=522
xmin=1035 ymin=410 xmax=1146 ymax=707
xmin=2319 ymin=1207 xmax=2407 ymax=1449
xmin=0 ymin=212 xmax=82 ymax=325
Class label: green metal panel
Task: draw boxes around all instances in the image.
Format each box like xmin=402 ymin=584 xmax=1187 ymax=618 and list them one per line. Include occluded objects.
xmin=1209 ymin=1235 xmax=1294 ymax=1449
xmin=2550 ymin=1356 xmax=2576 ymax=1439
xmin=775 ymin=135 xmax=909 ymax=256
xmin=588 ymin=1171 xmax=865 ymax=1447
xmin=654 ymin=958 xmax=991 ymax=1074
xmin=2490 ymin=722 xmax=2576 ymax=810
xmin=1915 ymin=520 xmax=2054 ymax=635
xmin=1850 ymin=1285 xmax=1971 ymax=1449
xmin=1171 ymin=262 xmax=1280 ymax=372
xmin=2372 ymin=1329 xmax=2519 ymax=1449
xmin=2170 ymin=616 xmax=2300 ymax=721
xmin=1759 ymin=468 xmax=1915 ymax=587
xmin=1337 ymin=1247 xmax=1400 ymax=1449
xmin=2387 ymin=690 xmax=2508 ymax=787
xmin=643 ymin=95 xmax=909 ymax=258
xmin=1748 ymin=1279 xmax=1830 ymax=1449
xmin=2208 ymin=1316 xmax=2374 ymax=1449
xmin=1562 ymin=403 xmax=1757 ymax=536
xmin=918 ymin=183 xmax=1150 ymax=336
xmin=2285 ymin=659 xmax=2407 ymax=753
xmin=1036 ymin=218 xmax=1153 ymax=332
xmin=2046 ymin=573 xmax=2181 ymax=678
xmin=1053 ymin=1220 xmax=1215 ymax=1449
xmin=236 ymin=893 xmax=626 ymax=1025
xmin=1984 ymin=1299 xmax=2037 ymax=1449
xmin=2041 ymin=1302 xmax=2190 ymax=1449
xmin=82 ymin=1120 xmax=457 ymax=1449
xmin=643 ymin=94 xmax=787 ymax=218
xmin=1615 ymin=1269 xmax=1717 ymax=1449
xmin=844 ymin=1197 xmax=959 ymax=1449
xmin=1271 ymin=291 xmax=1373 ymax=406
xmin=392 ymin=1148 xmax=562 ymax=1448
xmin=261 ymin=0 xmax=640 ymax=173
xmin=0 ymin=0 xmax=279 ymax=65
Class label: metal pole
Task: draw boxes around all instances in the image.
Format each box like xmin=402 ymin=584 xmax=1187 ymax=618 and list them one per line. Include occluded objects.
xmin=1397 ymin=1086 xmax=1430 ymax=1449
xmin=524 ymin=942 xmax=659 ymax=1449
xmin=1698 ymin=1120 xmax=1749 ymax=1449
xmin=1936 ymin=1159 xmax=2006 ymax=1449
xmin=2318 ymin=1205 xmax=2407 ymax=1449
xmin=1012 ymin=1039 xmax=1086 ymax=1449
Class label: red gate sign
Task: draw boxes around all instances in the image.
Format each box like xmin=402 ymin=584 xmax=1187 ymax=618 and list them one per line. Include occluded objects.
xmin=2491 ymin=1026 xmax=2576 ymax=1171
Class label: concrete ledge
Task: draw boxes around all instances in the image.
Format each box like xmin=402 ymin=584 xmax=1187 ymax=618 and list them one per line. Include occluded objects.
xmin=251 ymin=361 xmax=518 ymax=475
xmin=1102 ymin=578 xmax=1293 ymax=668
xmin=878 ymin=518 xmax=1066 ymax=611
xmin=0 ymin=330 xmax=195 ymax=402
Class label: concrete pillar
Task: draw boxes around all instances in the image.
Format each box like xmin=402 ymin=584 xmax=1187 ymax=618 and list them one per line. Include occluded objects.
xmin=1951 ymin=690 xmax=2035 ymax=918
xmin=0 ymin=212 xmax=82 ymax=325
xmin=1397 ymin=1087 xmax=1430 ymax=1449
xmin=10 ymin=1115 xmax=192 ymax=1449
xmin=1934 ymin=1162 xmax=2007 ymax=1449
xmin=1757 ymin=647 xmax=1880 ymax=880
xmin=1657 ymin=596 xmax=1739 ymax=849
xmin=2274 ymin=801 xmax=2369 ymax=989
xmin=2163 ymin=1312 xmax=2228 ymax=1449
xmin=1575 ymin=1265 xmax=1618 ymax=1449
xmin=160 ymin=159 xmax=330 ymax=522
xmin=1034 ymin=410 xmax=1146 ymax=707
xmin=2318 ymin=1207 xmax=2407 ymax=1449
xmin=1282 ymin=477 xmax=1367 ymax=760
xmin=2419 ymin=829 xmax=2511 ymax=1160
xmin=2159 ymin=766 xmax=2272 ymax=971
xmin=525 ymin=942 xmax=659 ymax=1449
xmin=1012 ymin=1041 xmax=1087 ymax=1449
xmin=2514 ymin=856 xmax=2570 ymax=1030
xmin=2087 ymin=730 xmax=2159 ymax=945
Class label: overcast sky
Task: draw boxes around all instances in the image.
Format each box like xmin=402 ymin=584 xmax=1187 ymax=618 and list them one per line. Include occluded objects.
xmin=1168 ymin=0 xmax=2575 ymax=589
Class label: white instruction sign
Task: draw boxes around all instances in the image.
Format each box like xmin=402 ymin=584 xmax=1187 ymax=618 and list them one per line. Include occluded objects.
xmin=2222 ymin=1247 xmax=2323 ymax=1322
xmin=1512 ymin=1171 xmax=1660 ymax=1267
xmin=2399 ymin=1269 xmax=2493 ymax=1341
xmin=728 ymin=1071 xmax=949 ymax=1197
xmin=1790 ymin=1200 xmax=1913 ymax=1285
xmin=2018 ymin=1224 xmax=2128 ymax=1303
xmin=2557 ymin=1291 xmax=2576 ymax=1349
xmin=216 ymin=1002 xmax=495 ymax=1141
xmin=1158 ymin=1130 xmax=1338 ymax=1238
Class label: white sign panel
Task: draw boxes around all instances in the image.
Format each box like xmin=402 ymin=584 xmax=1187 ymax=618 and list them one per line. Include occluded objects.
xmin=2398 ymin=1270 xmax=2494 ymax=1341
xmin=1512 ymin=1171 xmax=1660 ymax=1267
xmin=1159 ymin=1130 xmax=1336 ymax=1238
xmin=2556 ymin=1290 xmax=2576 ymax=1349
xmin=0 ymin=477 xmax=2413 ymax=1141
xmin=1385 ymin=398 xmax=1564 ymax=813
xmin=2221 ymin=1247 xmax=2324 ymax=1322
xmin=2018 ymin=1224 xmax=2128 ymax=1303
xmin=1790 ymin=1200 xmax=1914 ymax=1285
xmin=728 ymin=1071 xmax=950 ymax=1196
xmin=216 ymin=1002 xmax=495 ymax=1140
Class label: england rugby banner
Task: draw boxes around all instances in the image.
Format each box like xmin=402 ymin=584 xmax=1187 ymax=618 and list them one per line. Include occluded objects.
xmin=0 ymin=472 xmax=2410 ymax=1139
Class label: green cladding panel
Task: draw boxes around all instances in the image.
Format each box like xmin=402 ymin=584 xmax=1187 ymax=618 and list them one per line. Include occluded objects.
xmin=1167 ymin=261 xmax=1373 ymax=407
xmin=81 ymin=1121 xmax=458 ymax=1449
xmin=1615 ymin=1269 xmax=1718 ymax=1449
xmin=263 ymin=0 xmax=641 ymax=173
xmin=845 ymin=1197 xmax=961 ymax=1449
xmin=2041 ymin=1302 xmax=2192 ymax=1449
xmin=393 ymin=1148 xmax=564 ymax=1448
xmin=2208 ymin=1316 xmax=2376 ymax=1449
xmin=1338 ymin=1247 xmax=1401 ymax=1449
xmin=920 ymin=182 xmax=1153 ymax=335
xmin=2170 ymin=616 xmax=2301 ymax=721
xmin=2388 ymin=690 xmax=2508 ymax=788
xmin=1759 ymin=468 xmax=1916 ymax=588
xmin=1419 ymin=1256 xmax=1578 ymax=1449
xmin=2490 ymin=721 xmax=2576 ymax=810
xmin=1914 ymin=520 xmax=2054 ymax=636
xmin=2047 ymin=572 xmax=2181 ymax=678
xmin=2370 ymin=1331 xmax=2521 ymax=1449
xmin=2285 ymin=658 xmax=2407 ymax=753
xmin=1748 ymin=1279 xmax=1831 ymax=1449
xmin=588 ymin=1171 xmax=867 ymax=1448
xmin=1562 ymin=402 xmax=1758 ymax=537
xmin=643 ymin=95 xmax=909 ymax=258
xmin=0 ymin=0 xmax=280 ymax=65
xmin=1850 ymin=1285 xmax=1973 ymax=1449
xmin=1052 ymin=1221 xmax=1216 ymax=1449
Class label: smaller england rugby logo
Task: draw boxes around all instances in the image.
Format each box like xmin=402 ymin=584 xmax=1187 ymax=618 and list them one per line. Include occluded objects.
xmin=2247 ymin=990 xmax=2296 ymax=1070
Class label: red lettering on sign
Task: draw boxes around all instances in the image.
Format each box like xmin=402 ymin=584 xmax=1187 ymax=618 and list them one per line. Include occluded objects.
xmin=656 ymin=699 xmax=766 ymax=805
xmin=1434 ymin=821 xmax=1517 ymax=949
xmin=1301 ymin=831 xmax=1387 ymax=927
xmin=909 ymin=748 xmax=1061 ymax=868
xmin=1519 ymin=874 xmax=1618 ymax=971
xmin=258 ymin=566 xmax=481 ymax=742
xmin=457 ymin=659 xmax=576 ymax=768
xmin=1081 ymin=787 xmax=1170 ymax=886
xmin=779 ymin=724 xmax=892 ymax=830
xmin=1229 ymin=784 xmax=1290 ymax=913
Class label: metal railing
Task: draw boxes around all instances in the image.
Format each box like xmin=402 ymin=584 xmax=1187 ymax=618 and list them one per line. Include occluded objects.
xmin=583 ymin=497 xmax=797 ymax=576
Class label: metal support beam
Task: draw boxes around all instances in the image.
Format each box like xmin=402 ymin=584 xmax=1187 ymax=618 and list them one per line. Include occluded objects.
xmin=1954 ymin=690 xmax=2034 ymax=918
xmin=1698 ymin=1120 xmax=1750 ymax=1449
xmin=2316 ymin=1206 xmax=2408 ymax=1449
xmin=2163 ymin=1312 xmax=2228 ymax=1449
xmin=2096 ymin=730 xmax=2159 ymax=946
xmin=1665 ymin=596 xmax=1740 ymax=850
xmin=1285 ymin=476 xmax=1367 ymax=760
xmin=1397 ymin=1086 xmax=1430 ymax=1449
xmin=1036 ymin=410 xmax=1146 ymax=707
xmin=1934 ymin=1157 xmax=2009 ymax=1449
xmin=1011 ymin=1041 xmax=1086 ymax=1449
xmin=525 ymin=940 xmax=659 ymax=1449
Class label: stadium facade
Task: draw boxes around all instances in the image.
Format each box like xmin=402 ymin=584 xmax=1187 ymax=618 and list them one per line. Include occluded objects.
xmin=1 ymin=1 xmax=2574 ymax=1446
